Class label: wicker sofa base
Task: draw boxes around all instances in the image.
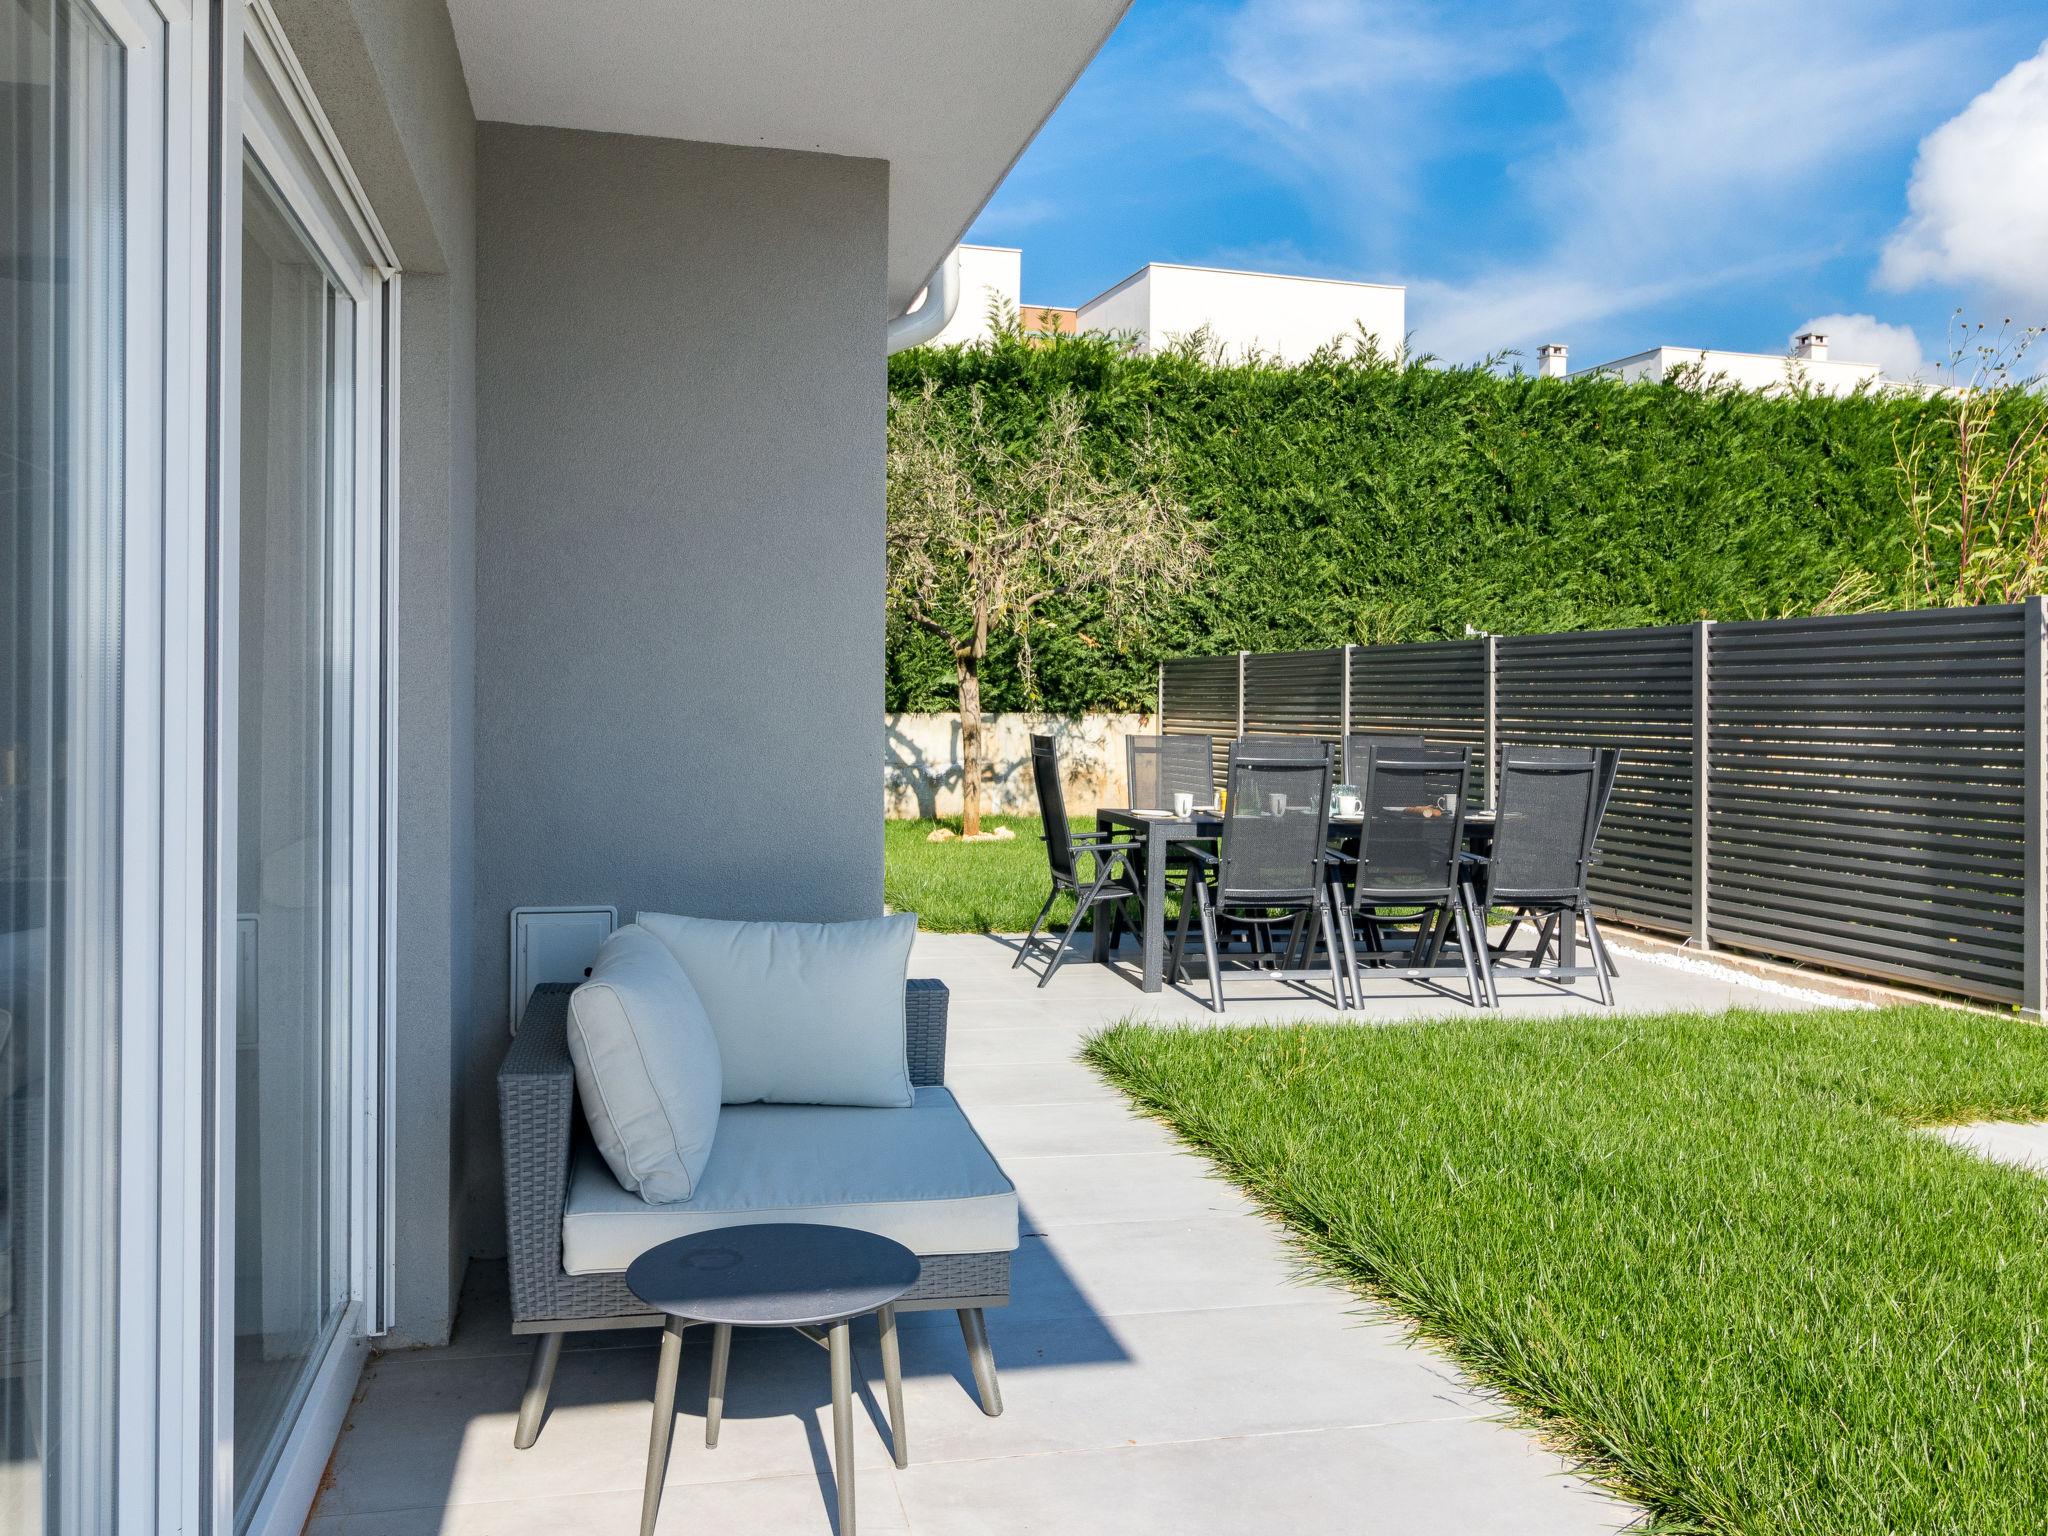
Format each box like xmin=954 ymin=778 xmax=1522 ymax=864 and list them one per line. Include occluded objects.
xmin=512 ymin=1249 xmax=1011 ymax=1333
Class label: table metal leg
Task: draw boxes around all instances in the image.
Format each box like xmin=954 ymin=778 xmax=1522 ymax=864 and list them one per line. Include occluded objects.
xmin=705 ymin=1322 xmax=731 ymax=1448
xmin=877 ymin=1304 xmax=907 ymax=1468
xmin=1091 ymin=813 xmax=1115 ymax=966
xmin=829 ymin=1318 xmax=856 ymax=1535
xmin=640 ymin=1317 xmax=685 ymax=1536
xmin=1141 ymin=825 xmax=1169 ymax=992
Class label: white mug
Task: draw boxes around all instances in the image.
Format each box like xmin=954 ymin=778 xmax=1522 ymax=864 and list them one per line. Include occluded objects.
xmin=1267 ymin=792 xmax=1288 ymax=816
xmin=1172 ymin=791 xmax=1194 ymax=818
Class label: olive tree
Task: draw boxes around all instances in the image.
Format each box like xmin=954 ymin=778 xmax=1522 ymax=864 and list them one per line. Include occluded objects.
xmin=886 ymin=382 xmax=1199 ymax=837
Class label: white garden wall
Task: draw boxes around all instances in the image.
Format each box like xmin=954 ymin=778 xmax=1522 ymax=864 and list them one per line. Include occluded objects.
xmin=885 ymin=712 xmax=1154 ymax=818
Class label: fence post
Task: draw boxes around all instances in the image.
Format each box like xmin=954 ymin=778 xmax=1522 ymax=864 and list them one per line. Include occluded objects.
xmin=1155 ymin=660 xmax=1164 ymax=726
xmin=1340 ymin=645 xmax=1353 ymax=749
xmin=2026 ymin=598 xmax=2046 ymax=1016
xmin=1236 ymin=650 xmax=1247 ymax=737
xmin=1692 ymin=619 xmax=1713 ymax=950
xmin=1483 ymin=635 xmax=1498 ymax=806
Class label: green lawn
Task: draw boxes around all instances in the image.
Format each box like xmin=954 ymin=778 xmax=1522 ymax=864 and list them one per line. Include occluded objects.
xmin=1084 ymin=1007 xmax=2048 ymax=1534
xmin=884 ymin=814 xmax=1094 ymax=932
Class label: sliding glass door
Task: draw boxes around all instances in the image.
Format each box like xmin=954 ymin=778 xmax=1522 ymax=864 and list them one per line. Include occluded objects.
xmin=229 ymin=157 xmax=357 ymax=1523
xmin=222 ymin=14 xmax=393 ymax=1532
xmin=1 ymin=1 xmax=136 ymax=1530
xmin=6 ymin=2 xmax=388 ymax=1529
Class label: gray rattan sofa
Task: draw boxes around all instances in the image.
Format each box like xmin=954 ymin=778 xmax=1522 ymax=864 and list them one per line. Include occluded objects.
xmin=499 ymin=978 xmax=1012 ymax=1448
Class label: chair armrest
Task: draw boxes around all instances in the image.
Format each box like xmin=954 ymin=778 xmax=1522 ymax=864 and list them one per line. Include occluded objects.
xmin=500 ymin=983 xmax=579 ymax=1325
xmin=1182 ymin=844 xmax=1219 ymax=865
xmin=907 ymin=977 xmax=949 ymax=1087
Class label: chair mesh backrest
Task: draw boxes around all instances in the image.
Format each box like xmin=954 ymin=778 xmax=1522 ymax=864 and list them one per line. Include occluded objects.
xmin=1342 ymin=733 xmax=1428 ymax=785
xmin=1485 ymin=750 xmax=1607 ymax=903
xmin=1127 ymin=733 xmax=1216 ymax=810
xmin=1354 ymin=749 xmax=1470 ymax=902
xmin=1219 ymin=752 xmax=1333 ymax=902
xmin=1238 ymin=734 xmax=1333 ymax=764
xmin=1029 ymin=735 xmax=1078 ymax=882
xmin=1163 ymin=734 xmax=1215 ymax=800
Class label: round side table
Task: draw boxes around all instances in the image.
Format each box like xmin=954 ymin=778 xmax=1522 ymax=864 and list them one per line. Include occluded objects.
xmin=626 ymin=1223 xmax=920 ymax=1536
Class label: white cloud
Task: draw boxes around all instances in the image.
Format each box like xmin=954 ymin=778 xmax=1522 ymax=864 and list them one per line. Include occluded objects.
xmin=1214 ymin=0 xmax=1985 ymax=360
xmin=1213 ymin=0 xmax=1559 ymax=231
xmin=1879 ymin=42 xmax=2048 ymax=313
xmin=1221 ymin=0 xmax=1548 ymax=133
xmin=1407 ymin=271 xmax=1693 ymax=366
xmin=1791 ymin=313 xmax=1927 ymax=380
xmin=1541 ymin=1 xmax=1956 ymax=235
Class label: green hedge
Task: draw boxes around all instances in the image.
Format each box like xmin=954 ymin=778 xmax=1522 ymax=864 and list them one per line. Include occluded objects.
xmin=886 ymin=333 xmax=1949 ymax=714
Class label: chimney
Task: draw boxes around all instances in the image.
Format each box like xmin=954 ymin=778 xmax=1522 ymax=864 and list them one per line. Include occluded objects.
xmin=1536 ymin=342 xmax=1568 ymax=379
xmin=1794 ymin=332 xmax=1828 ymax=362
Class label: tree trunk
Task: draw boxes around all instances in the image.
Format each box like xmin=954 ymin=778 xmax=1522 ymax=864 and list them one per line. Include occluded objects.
xmin=956 ymin=655 xmax=984 ymax=838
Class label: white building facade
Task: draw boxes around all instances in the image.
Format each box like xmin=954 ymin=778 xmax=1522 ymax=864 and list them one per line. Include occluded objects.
xmin=1566 ymin=334 xmax=1885 ymax=396
xmin=918 ymin=247 xmax=1406 ymax=362
xmin=1077 ymin=262 xmax=1404 ymax=362
xmin=924 ymin=243 xmax=1023 ymax=347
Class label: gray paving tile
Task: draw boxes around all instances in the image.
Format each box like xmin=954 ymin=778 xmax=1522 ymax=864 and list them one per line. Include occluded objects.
xmin=895 ymin=1416 xmax=1634 ymax=1536
xmin=943 ymin=1023 xmax=1100 ymax=1067
xmin=310 ymin=1468 xmax=910 ymax=1535
xmin=1002 ymin=1215 xmax=1338 ymax=1320
xmin=1010 ymin=1150 xmax=1255 ymax=1230
xmin=946 ymin=1059 xmax=1116 ymax=1108
xmin=963 ymin=1098 xmax=1183 ymax=1159
xmin=321 ymin=1327 xmax=905 ymax=1517
xmin=1931 ymin=1120 xmax=2048 ymax=1173
xmin=874 ymin=1300 xmax=1488 ymax=1462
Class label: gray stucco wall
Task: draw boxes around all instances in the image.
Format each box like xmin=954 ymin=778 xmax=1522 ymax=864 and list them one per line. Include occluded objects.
xmin=275 ymin=0 xmax=477 ymax=1348
xmin=469 ymin=123 xmax=888 ymax=1254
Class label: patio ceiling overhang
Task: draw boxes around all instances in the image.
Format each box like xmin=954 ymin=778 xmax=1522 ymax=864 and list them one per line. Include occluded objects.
xmin=445 ymin=0 xmax=1133 ymax=315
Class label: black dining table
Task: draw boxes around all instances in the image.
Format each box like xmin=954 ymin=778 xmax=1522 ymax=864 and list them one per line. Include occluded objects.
xmin=1091 ymin=804 xmax=1497 ymax=993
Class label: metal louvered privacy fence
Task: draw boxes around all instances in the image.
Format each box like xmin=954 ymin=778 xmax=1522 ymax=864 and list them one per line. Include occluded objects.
xmin=1159 ymin=602 xmax=2048 ymax=1010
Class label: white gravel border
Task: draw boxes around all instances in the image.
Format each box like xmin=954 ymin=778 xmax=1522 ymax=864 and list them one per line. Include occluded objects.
xmin=1606 ymin=941 xmax=1878 ymax=1009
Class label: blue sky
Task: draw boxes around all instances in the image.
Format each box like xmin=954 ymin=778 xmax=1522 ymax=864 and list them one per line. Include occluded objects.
xmin=965 ymin=0 xmax=2048 ymax=376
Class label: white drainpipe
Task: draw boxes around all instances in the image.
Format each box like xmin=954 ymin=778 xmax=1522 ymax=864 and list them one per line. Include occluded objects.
xmin=887 ymin=250 xmax=961 ymax=354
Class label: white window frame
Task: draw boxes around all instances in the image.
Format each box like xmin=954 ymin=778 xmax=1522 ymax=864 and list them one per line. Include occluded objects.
xmin=30 ymin=0 xmax=213 ymax=1532
xmin=206 ymin=6 xmax=400 ymax=1534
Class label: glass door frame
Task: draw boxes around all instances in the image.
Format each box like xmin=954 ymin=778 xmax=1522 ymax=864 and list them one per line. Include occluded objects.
xmin=205 ymin=5 xmax=397 ymax=1533
xmin=18 ymin=0 xmax=209 ymax=1531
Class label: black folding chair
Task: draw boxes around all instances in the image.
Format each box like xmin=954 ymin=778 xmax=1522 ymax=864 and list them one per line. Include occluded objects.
xmin=1463 ymin=748 xmax=1619 ymax=1006
xmin=1328 ymin=747 xmax=1485 ymax=1007
xmin=1169 ymin=748 xmax=1344 ymax=1012
xmin=1122 ymin=733 xmax=1215 ymax=935
xmin=1486 ymin=746 xmax=1619 ymax=973
xmin=1342 ymin=733 xmax=1427 ymax=785
xmin=1126 ymin=733 xmax=1216 ymax=810
xmin=1014 ymin=734 xmax=1142 ymax=988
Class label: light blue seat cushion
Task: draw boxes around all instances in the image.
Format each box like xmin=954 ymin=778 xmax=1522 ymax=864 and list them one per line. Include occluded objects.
xmin=565 ymin=925 xmax=723 ymax=1204
xmin=638 ymin=911 xmax=916 ymax=1108
xmin=561 ymin=1087 xmax=1019 ymax=1274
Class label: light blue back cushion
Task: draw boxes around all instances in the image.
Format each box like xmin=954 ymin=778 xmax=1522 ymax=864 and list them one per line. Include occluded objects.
xmin=566 ymin=925 xmax=723 ymax=1203
xmin=638 ymin=911 xmax=916 ymax=1107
